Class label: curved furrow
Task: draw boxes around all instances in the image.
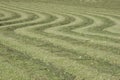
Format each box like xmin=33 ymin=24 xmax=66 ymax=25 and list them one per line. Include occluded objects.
xmin=0 ymin=7 xmax=21 ymax=22
xmin=69 ymin=13 xmax=120 ymax=49
xmin=0 ymin=8 xmax=19 ymax=22
xmin=0 ymin=12 xmax=52 ymax=31
xmin=61 ymin=13 xmax=120 ymax=43
xmin=0 ymin=13 xmax=56 ymax=32
xmin=73 ymin=13 xmax=120 ymax=38
xmin=0 ymin=6 xmax=39 ymax=27
xmin=86 ymin=14 xmax=120 ymax=36
xmin=44 ymin=13 xmax=90 ymax=33
xmin=61 ymin=12 xmax=120 ymax=41
xmin=0 ymin=4 xmax=59 ymax=31
xmin=103 ymin=16 xmax=120 ymax=34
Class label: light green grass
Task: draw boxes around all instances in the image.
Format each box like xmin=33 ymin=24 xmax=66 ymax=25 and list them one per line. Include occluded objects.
xmin=0 ymin=0 xmax=120 ymax=80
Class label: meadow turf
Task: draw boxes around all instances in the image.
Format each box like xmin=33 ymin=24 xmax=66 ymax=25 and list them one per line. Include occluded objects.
xmin=0 ymin=0 xmax=120 ymax=80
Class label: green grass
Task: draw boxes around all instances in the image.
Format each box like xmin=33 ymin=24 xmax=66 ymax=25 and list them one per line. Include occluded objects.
xmin=0 ymin=0 xmax=120 ymax=80
xmin=3 ymin=0 xmax=120 ymax=9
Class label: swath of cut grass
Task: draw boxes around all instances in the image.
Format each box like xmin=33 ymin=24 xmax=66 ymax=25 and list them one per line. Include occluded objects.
xmin=0 ymin=1 xmax=120 ymax=80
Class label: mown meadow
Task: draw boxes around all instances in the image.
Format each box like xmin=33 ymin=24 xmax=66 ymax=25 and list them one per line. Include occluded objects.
xmin=0 ymin=0 xmax=120 ymax=80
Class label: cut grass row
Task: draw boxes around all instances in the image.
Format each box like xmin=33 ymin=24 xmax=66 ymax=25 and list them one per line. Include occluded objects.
xmin=0 ymin=2 xmax=120 ymax=80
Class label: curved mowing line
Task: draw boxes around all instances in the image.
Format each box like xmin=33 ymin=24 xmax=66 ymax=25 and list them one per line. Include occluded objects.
xmin=0 ymin=13 xmax=56 ymax=31
xmin=103 ymin=16 xmax=120 ymax=34
xmin=86 ymin=14 xmax=120 ymax=35
xmin=73 ymin=13 xmax=120 ymax=38
xmin=0 ymin=6 xmax=39 ymax=27
xmin=0 ymin=7 xmax=21 ymax=22
xmin=0 ymin=11 xmax=54 ymax=31
xmin=0 ymin=8 xmax=19 ymax=21
xmin=69 ymin=13 xmax=120 ymax=48
xmin=63 ymin=13 xmax=120 ymax=44
xmin=0 ymin=4 xmax=59 ymax=31
xmin=48 ymin=12 xmax=120 ymax=41
xmin=61 ymin=13 xmax=120 ymax=43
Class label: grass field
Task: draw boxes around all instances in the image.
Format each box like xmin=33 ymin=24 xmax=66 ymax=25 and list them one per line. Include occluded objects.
xmin=0 ymin=0 xmax=120 ymax=80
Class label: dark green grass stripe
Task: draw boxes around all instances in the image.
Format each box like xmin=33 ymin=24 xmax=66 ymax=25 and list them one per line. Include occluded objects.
xmin=99 ymin=17 xmax=120 ymax=36
xmin=54 ymin=13 xmax=120 ymax=43
xmin=0 ymin=13 xmax=4 ymax=18
xmin=0 ymin=12 xmax=56 ymax=32
xmin=0 ymin=4 xmax=57 ymax=31
xmin=0 ymin=6 xmax=39 ymax=26
xmin=0 ymin=8 xmax=20 ymax=22
xmin=0 ymin=7 xmax=21 ymax=22
xmin=71 ymin=14 xmax=120 ymax=39
xmin=85 ymin=14 xmax=120 ymax=36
